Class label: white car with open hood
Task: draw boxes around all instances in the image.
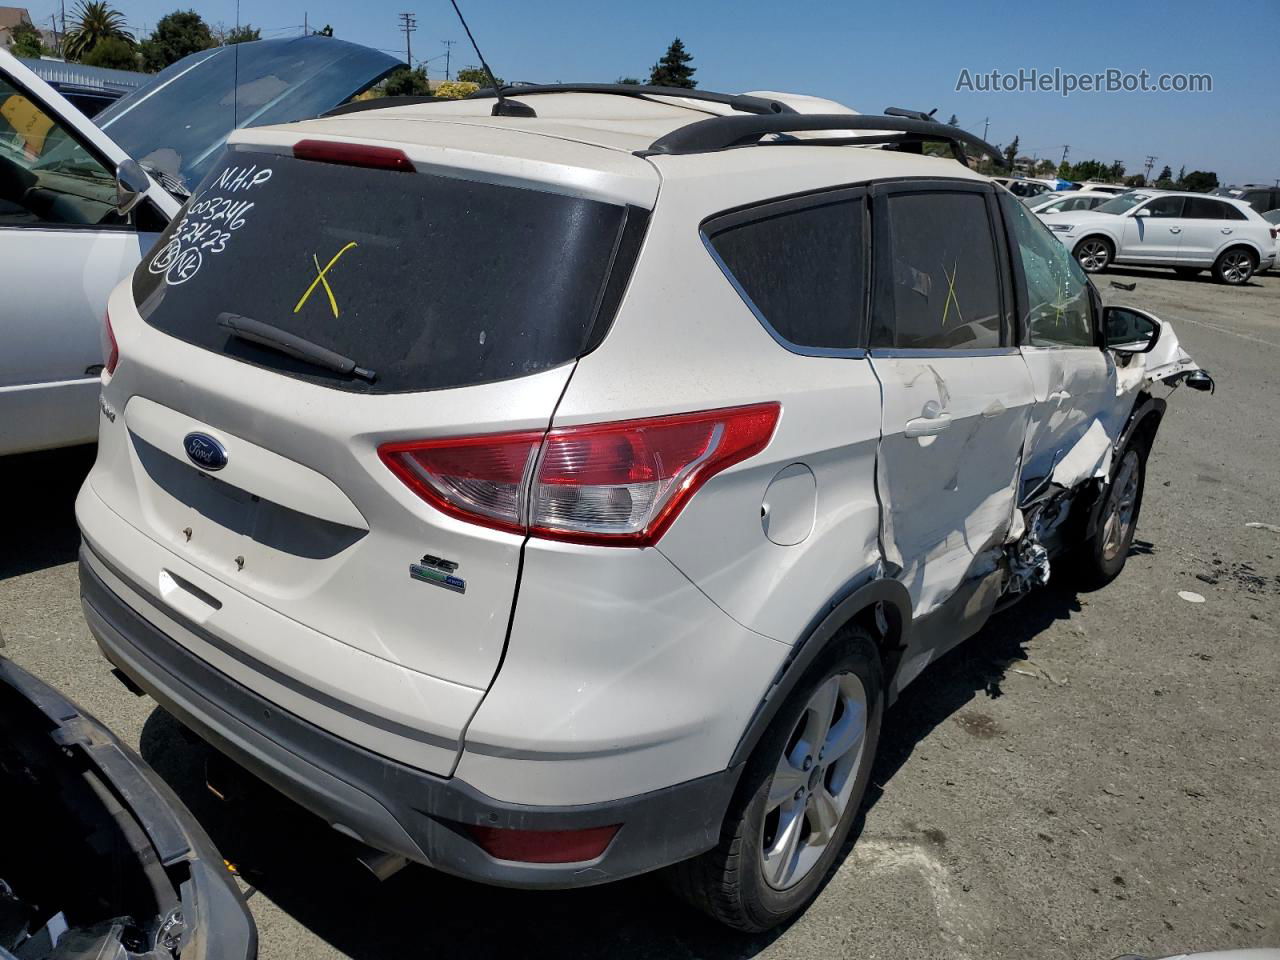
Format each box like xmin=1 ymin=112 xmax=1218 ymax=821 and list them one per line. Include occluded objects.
xmin=0 ymin=39 xmax=398 ymax=456
xmin=75 ymin=85 xmax=1214 ymax=932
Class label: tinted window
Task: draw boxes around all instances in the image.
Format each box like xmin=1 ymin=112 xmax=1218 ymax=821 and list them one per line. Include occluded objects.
xmin=1240 ymin=191 xmax=1269 ymax=211
xmin=873 ymin=191 xmax=1003 ymax=349
xmin=999 ymin=193 xmax=1094 ymax=347
xmin=1141 ymin=196 xmax=1185 ymax=218
xmin=133 ymin=150 xmax=638 ymax=394
xmin=706 ymin=193 xmax=863 ymax=350
xmin=0 ymin=77 xmax=121 ymax=227
xmin=1186 ymin=197 xmax=1245 ymax=220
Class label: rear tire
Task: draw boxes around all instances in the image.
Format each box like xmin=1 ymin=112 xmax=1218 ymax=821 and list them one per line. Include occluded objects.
xmin=1075 ymin=440 xmax=1148 ymax=588
xmin=1074 ymin=236 xmax=1113 ymax=273
xmin=668 ymin=629 xmax=884 ymax=932
xmin=1213 ymin=247 xmax=1256 ymax=285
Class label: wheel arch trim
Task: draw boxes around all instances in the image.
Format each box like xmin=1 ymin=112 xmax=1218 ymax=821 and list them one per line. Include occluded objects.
xmin=728 ymin=576 xmax=912 ymax=768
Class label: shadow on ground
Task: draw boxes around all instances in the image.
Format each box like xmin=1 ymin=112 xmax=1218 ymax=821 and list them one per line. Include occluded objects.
xmin=0 ymin=446 xmax=94 ymax=581
xmin=138 ymin=577 xmax=1091 ymax=959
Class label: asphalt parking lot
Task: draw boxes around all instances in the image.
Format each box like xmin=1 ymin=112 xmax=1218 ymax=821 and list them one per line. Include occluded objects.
xmin=1 ymin=267 xmax=1277 ymax=960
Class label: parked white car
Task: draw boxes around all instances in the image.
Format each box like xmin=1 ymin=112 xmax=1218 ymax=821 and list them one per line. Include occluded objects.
xmin=1028 ymin=190 xmax=1115 ymax=214
xmin=76 ymin=85 xmax=1212 ymax=932
xmin=1044 ymin=190 xmax=1277 ymax=283
xmin=1077 ymin=181 xmax=1129 ymax=195
xmin=0 ymin=40 xmax=398 ymax=457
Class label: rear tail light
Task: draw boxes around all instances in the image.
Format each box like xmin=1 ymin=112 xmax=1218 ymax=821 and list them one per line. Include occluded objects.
xmin=101 ymin=311 xmax=119 ymax=375
xmin=292 ymin=139 xmax=415 ymax=172
xmin=379 ymin=403 xmax=780 ymax=546
xmin=1271 ymin=227 xmax=1278 ymax=240
xmin=467 ymin=824 xmax=620 ymax=863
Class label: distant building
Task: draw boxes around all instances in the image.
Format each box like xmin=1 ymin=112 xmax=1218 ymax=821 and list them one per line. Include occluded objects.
xmin=0 ymin=6 xmax=33 ymax=49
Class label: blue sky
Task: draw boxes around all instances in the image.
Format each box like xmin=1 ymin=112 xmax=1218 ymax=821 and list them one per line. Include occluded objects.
xmin=27 ymin=0 xmax=1277 ymax=186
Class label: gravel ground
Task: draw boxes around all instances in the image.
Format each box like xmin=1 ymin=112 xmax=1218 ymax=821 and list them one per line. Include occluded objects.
xmin=1 ymin=267 xmax=1277 ymax=960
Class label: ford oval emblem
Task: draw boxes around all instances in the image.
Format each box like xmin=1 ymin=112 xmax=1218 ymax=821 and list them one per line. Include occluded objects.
xmin=183 ymin=432 xmax=228 ymax=471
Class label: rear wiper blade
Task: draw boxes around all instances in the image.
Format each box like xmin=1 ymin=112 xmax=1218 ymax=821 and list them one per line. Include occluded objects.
xmin=217 ymin=312 xmax=376 ymax=382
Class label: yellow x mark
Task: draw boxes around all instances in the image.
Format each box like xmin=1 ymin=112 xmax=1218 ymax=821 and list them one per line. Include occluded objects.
xmin=293 ymin=241 xmax=358 ymax=318
xmin=940 ymin=260 xmax=964 ymax=329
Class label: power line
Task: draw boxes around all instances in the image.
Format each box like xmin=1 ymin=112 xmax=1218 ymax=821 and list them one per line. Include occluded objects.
xmin=398 ymin=12 xmax=417 ymax=68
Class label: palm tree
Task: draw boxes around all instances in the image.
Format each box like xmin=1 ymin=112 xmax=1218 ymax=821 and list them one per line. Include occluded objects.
xmin=62 ymin=1 xmax=134 ymax=62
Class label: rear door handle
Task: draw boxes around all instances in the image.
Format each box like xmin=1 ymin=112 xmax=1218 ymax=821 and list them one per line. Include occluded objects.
xmin=1169 ymin=227 xmax=1182 ymax=234
xmin=1221 ymin=227 xmax=1233 ymax=235
xmin=904 ymin=413 xmax=952 ymax=437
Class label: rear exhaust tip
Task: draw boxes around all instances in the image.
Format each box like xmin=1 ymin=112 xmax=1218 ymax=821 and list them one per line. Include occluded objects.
xmin=357 ymin=849 xmax=409 ymax=882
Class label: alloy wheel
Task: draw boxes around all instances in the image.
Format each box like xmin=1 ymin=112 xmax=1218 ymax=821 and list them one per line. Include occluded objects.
xmin=1220 ymin=250 xmax=1253 ymax=284
xmin=1076 ymin=239 xmax=1110 ymax=272
xmin=760 ymin=673 xmax=868 ymax=890
xmin=1100 ymin=450 xmax=1141 ymax=562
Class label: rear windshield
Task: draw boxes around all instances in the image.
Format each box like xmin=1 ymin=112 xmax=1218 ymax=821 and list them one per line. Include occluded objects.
xmin=133 ymin=149 xmax=642 ymax=393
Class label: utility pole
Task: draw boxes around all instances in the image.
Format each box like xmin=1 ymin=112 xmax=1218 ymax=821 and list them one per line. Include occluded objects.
xmin=441 ymin=39 xmax=456 ymax=80
xmin=398 ymin=12 xmax=416 ymax=68
xmin=1060 ymin=144 xmax=1070 ymax=165
xmin=982 ymin=117 xmax=989 ymax=140
xmin=1143 ymin=155 xmax=1157 ymax=180
xmin=304 ymin=11 xmax=308 ymax=35
xmin=59 ymin=0 xmax=66 ymax=51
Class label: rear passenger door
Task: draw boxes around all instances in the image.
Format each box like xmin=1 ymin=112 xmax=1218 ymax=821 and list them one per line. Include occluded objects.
xmin=1180 ymin=196 xmax=1248 ymax=264
xmin=868 ymin=181 xmax=1034 ymax=622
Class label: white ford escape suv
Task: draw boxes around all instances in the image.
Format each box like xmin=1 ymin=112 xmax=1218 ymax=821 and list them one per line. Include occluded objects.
xmin=75 ymin=85 xmax=1213 ymax=932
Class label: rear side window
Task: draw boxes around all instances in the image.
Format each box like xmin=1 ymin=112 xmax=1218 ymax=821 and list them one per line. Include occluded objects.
xmin=872 ymin=190 xmax=1004 ymax=350
xmin=1185 ymin=197 xmax=1246 ymax=221
xmin=133 ymin=150 xmax=643 ymax=394
xmin=704 ymin=191 xmax=864 ymax=351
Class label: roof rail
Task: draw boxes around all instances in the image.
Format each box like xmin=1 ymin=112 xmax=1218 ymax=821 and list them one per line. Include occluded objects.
xmin=465 ymin=83 xmax=797 ymax=117
xmin=642 ymin=113 xmax=1008 ymax=167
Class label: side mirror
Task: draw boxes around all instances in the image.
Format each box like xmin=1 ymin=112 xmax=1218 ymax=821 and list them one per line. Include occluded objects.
xmin=115 ymin=159 xmax=150 ymax=217
xmin=1102 ymin=305 xmax=1161 ymax=353
xmin=1134 ymin=207 xmax=1151 ymax=217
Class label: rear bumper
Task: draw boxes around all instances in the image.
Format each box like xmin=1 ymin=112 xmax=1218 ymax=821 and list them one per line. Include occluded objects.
xmin=80 ymin=551 xmax=740 ymax=889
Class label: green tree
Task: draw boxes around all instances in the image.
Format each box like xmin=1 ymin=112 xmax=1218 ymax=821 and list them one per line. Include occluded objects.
xmin=223 ymin=24 xmax=260 ymax=44
xmin=83 ymin=34 xmax=138 ymax=68
xmin=1057 ymin=161 xmax=1070 ymax=179
xmin=140 ymin=10 xmax=215 ymax=72
xmin=62 ymin=1 xmax=133 ymax=62
xmin=9 ymin=19 xmax=45 ymax=57
xmin=1180 ymin=170 xmax=1218 ymax=192
xmin=648 ymin=37 xmax=696 ymax=88
xmin=1175 ymin=164 xmax=1186 ymax=187
xmin=1002 ymin=135 xmax=1020 ymax=169
xmin=617 ymin=76 xmax=642 ymax=85
xmin=456 ymin=66 xmax=502 ymax=88
xmin=1157 ymin=164 xmax=1172 ymax=182
xmin=1035 ymin=158 xmax=1056 ymax=177
xmin=1109 ymin=161 xmax=1125 ymax=180
xmin=313 ymin=24 xmax=333 ymax=36
xmin=382 ymin=66 xmax=431 ymax=97
xmin=1124 ymin=174 xmax=1146 ymax=188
